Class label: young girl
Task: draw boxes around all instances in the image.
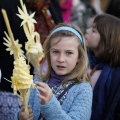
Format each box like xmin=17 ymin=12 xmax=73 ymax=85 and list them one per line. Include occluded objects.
xmin=85 ymin=14 xmax=120 ymax=120
xmin=14 ymin=23 xmax=92 ymax=120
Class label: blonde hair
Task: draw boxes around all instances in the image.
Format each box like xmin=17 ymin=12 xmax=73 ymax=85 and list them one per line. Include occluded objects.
xmin=41 ymin=23 xmax=90 ymax=84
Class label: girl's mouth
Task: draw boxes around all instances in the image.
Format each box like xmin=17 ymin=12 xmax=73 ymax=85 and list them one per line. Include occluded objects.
xmin=57 ymin=65 xmax=65 ymax=68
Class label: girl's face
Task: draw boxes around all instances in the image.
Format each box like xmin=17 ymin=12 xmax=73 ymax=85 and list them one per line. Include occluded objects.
xmin=85 ymin=24 xmax=100 ymax=50
xmin=50 ymin=37 xmax=79 ymax=75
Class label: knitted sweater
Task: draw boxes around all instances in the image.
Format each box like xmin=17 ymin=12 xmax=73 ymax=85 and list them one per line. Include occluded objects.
xmin=14 ymin=76 xmax=93 ymax=120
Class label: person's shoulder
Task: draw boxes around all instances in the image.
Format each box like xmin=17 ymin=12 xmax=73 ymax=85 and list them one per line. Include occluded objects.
xmin=72 ymin=82 xmax=93 ymax=101
xmin=66 ymin=81 xmax=92 ymax=105
xmin=71 ymin=81 xmax=92 ymax=95
xmin=75 ymin=81 xmax=92 ymax=89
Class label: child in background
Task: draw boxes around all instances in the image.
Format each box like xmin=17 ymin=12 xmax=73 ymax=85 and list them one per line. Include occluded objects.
xmin=85 ymin=14 xmax=120 ymax=120
xmin=15 ymin=23 xmax=92 ymax=120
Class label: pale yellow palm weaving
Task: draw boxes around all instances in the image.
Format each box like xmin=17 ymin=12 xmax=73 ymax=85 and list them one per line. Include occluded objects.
xmin=17 ymin=0 xmax=44 ymax=78
xmin=1 ymin=0 xmax=44 ymax=115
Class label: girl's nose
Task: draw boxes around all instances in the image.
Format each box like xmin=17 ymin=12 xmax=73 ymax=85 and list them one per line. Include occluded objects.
xmin=57 ymin=54 xmax=65 ymax=63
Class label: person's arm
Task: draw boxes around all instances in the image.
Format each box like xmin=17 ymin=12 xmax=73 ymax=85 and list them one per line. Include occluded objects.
xmin=40 ymin=82 xmax=93 ymax=120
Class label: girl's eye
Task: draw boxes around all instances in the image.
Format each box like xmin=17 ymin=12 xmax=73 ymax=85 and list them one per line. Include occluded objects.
xmin=52 ymin=51 xmax=59 ymax=54
xmin=66 ymin=52 xmax=72 ymax=55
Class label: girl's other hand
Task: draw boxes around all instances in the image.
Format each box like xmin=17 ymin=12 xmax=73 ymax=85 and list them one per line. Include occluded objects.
xmin=36 ymin=82 xmax=53 ymax=104
xmin=18 ymin=105 xmax=34 ymax=120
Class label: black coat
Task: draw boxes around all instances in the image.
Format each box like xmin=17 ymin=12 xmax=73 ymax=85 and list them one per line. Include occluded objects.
xmin=91 ymin=66 xmax=120 ymax=120
xmin=103 ymin=67 xmax=120 ymax=120
xmin=89 ymin=50 xmax=120 ymax=120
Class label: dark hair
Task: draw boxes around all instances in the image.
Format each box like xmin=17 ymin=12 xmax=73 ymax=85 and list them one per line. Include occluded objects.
xmin=94 ymin=14 xmax=120 ymax=66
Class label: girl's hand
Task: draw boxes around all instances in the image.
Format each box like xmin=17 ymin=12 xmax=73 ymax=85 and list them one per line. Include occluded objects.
xmin=18 ymin=105 xmax=34 ymax=120
xmin=36 ymin=82 xmax=53 ymax=104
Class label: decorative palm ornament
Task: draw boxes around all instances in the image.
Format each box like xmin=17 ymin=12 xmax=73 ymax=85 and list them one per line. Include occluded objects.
xmin=17 ymin=0 xmax=44 ymax=78
xmin=1 ymin=0 xmax=44 ymax=115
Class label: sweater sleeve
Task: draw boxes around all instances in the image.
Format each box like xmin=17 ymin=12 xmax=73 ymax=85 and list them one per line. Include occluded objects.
xmin=41 ymin=82 xmax=93 ymax=120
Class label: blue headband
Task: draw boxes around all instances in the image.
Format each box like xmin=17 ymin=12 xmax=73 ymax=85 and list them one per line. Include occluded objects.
xmin=50 ymin=26 xmax=84 ymax=47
